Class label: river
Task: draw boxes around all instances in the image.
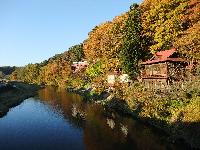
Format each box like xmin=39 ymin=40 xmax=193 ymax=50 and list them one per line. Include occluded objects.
xmin=0 ymin=87 xmax=189 ymax=150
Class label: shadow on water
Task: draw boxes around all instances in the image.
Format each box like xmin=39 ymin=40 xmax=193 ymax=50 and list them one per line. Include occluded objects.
xmin=0 ymin=86 xmax=196 ymax=150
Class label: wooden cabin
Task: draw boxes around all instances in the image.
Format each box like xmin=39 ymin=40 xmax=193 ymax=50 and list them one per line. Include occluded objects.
xmin=140 ymin=48 xmax=189 ymax=88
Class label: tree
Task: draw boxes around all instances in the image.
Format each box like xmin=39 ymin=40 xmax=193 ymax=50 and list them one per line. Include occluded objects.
xmin=21 ymin=64 xmax=40 ymax=83
xmin=120 ymin=4 xmax=144 ymax=77
xmin=83 ymin=21 xmax=113 ymax=61
xmin=83 ymin=14 xmax=128 ymax=74
xmin=141 ymin=0 xmax=198 ymax=53
xmin=67 ymin=44 xmax=84 ymax=62
xmin=0 ymin=71 xmax=4 ymax=79
xmin=174 ymin=22 xmax=200 ymax=60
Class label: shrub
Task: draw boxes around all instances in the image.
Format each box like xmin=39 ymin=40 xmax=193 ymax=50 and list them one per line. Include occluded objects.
xmin=86 ymin=61 xmax=103 ymax=79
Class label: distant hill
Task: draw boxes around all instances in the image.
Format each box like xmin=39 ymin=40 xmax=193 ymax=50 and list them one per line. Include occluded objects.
xmin=0 ymin=66 xmax=16 ymax=76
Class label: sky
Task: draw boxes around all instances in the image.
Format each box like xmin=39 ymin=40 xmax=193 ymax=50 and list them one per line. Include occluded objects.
xmin=0 ymin=0 xmax=142 ymax=66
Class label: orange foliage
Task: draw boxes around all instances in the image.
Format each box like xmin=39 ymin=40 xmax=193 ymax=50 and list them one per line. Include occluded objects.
xmin=83 ymin=14 xmax=127 ymax=71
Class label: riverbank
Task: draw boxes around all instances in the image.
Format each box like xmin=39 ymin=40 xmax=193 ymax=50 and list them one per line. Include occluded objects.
xmin=0 ymin=81 xmax=41 ymax=117
xmin=67 ymin=80 xmax=200 ymax=149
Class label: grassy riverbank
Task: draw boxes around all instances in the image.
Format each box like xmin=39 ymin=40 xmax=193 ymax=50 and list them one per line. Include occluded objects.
xmin=68 ymin=78 xmax=200 ymax=149
xmin=0 ymin=81 xmax=40 ymax=117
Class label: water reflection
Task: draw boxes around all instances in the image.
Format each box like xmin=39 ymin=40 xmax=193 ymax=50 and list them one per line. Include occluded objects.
xmin=0 ymin=87 xmax=189 ymax=150
xmin=120 ymin=124 xmax=128 ymax=137
xmin=106 ymin=118 xmax=115 ymax=129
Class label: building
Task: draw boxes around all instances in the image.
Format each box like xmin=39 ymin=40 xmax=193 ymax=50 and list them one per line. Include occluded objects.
xmin=71 ymin=61 xmax=88 ymax=73
xmin=107 ymin=70 xmax=131 ymax=87
xmin=140 ymin=48 xmax=189 ymax=88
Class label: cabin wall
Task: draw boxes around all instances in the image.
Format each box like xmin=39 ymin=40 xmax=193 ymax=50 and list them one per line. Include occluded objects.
xmin=143 ymin=78 xmax=168 ymax=89
xmin=142 ymin=63 xmax=168 ymax=78
xmin=167 ymin=62 xmax=186 ymax=82
xmin=142 ymin=62 xmax=188 ymax=89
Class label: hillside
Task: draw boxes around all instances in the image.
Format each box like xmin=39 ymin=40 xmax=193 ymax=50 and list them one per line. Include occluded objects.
xmin=0 ymin=66 xmax=16 ymax=79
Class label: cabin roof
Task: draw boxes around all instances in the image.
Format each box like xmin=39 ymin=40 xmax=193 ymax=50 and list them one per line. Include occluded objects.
xmin=141 ymin=48 xmax=185 ymax=65
xmin=155 ymin=48 xmax=176 ymax=58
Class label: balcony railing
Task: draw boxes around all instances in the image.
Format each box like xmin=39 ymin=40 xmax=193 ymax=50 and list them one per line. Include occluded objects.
xmin=141 ymin=72 xmax=168 ymax=79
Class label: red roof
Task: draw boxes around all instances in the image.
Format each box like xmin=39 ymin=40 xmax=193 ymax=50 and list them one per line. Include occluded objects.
xmin=155 ymin=48 xmax=176 ymax=59
xmin=141 ymin=48 xmax=185 ymax=65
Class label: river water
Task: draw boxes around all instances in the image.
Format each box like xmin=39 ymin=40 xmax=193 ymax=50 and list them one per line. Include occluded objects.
xmin=0 ymin=87 xmax=189 ymax=150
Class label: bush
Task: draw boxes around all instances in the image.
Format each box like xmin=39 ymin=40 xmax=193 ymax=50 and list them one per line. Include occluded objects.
xmin=86 ymin=61 xmax=103 ymax=79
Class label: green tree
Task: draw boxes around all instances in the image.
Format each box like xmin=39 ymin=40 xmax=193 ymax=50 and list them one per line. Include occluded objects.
xmin=68 ymin=44 xmax=84 ymax=62
xmin=120 ymin=4 xmax=144 ymax=78
xmin=0 ymin=71 xmax=4 ymax=79
xmin=22 ymin=64 xmax=40 ymax=83
xmin=86 ymin=61 xmax=103 ymax=79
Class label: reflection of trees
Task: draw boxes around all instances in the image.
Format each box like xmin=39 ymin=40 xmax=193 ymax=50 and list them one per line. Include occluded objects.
xmin=107 ymin=118 xmax=115 ymax=129
xmin=83 ymin=114 xmax=183 ymax=150
xmin=37 ymin=87 xmax=185 ymax=150
xmin=38 ymin=86 xmax=85 ymax=128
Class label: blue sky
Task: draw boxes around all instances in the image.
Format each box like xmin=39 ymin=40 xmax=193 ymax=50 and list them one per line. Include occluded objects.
xmin=0 ymin=0 xmax=142 ymax=66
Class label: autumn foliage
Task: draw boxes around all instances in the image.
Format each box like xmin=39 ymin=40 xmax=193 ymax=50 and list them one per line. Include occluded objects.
xmin=10 ymin=0 xmax=200 ymax=87
xmin=9 ymin=1 xmax=200 ymax=148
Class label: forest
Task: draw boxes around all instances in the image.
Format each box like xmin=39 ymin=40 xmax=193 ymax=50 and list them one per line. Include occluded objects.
xmin=9 ymin=0 xmax=200 ymax=148
xmin=10 ymin=0 xmax=200 ymax=87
